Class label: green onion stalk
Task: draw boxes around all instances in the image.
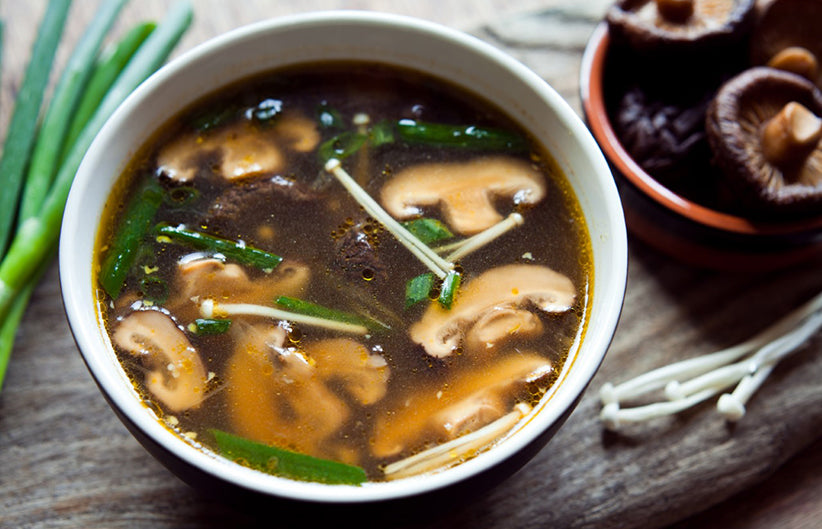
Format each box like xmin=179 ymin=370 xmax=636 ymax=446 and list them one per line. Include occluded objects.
xmin=0 ymin=1 xmax=193 ymax=389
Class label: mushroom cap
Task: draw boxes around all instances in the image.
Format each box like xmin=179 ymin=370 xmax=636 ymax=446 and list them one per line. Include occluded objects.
xmin=166 ymin=257 xmax=310 ymax=322
xmin=371 ymin=352 xmax=552 ymax=458
xmin=156 ymin=111 xmax=319 ymax=183
xmin=379 ymin=156 xmax=546 ymax=235
xmin=112 ymin=309 xmax=208 ymax=412
xmin=306 ymin=338 xmax=391 ymax=406
xmin=410 ymin=264 xmax=576 ymax=358
xmin=750 ymin=0 xmax=822 ymax=88
xmin=606 ymin=0 xmax=756 ymax=58
xmin=706 ymin=66 xmax=822 ymax=216
xmin=224 ymin=323 xmax=349 ymax=457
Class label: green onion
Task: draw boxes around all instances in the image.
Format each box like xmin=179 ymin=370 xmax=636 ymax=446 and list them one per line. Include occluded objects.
xmin=138 ymin=275 xmax=169 ymax=305
xmin=438 ymin=270 xmax=461 ymax=309
xmin=99 ymin=179 xmax=165 ymax=299
xmin=190 ymin=105 xmax=238 ymax=132
xmin=318 ymin=131 xmax=367 ymax=163
xmin=368 ymin=119 xmax=395 ymax=147
xmin=401 ymin=218 xmax=453 ymax=244
xmin=211 ymin=429 xmax=367 ymax=485
xmin=156 ymin=224 xmax=283 ymax=271
xmin=405 ymin=272 xmax=435 ymax=308
xmin=275 ymin=296 xmax=389 ymax=332
xmin=18 ymin=0 xmax=129 ymax=226
xmin=0 ymin=0 xmax=193 ymax=333
xmin=61 ymin=21 xmax=156 ymax=162
xmin=396 ymin=119 xmax=529 ymax=152
xmin=192 ymin=318 xmax=231 ymax=335
xmin=0 ymin=0 xmax=71 ymax=257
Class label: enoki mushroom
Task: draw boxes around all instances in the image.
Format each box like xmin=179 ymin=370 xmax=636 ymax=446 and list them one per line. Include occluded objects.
xmin=599 ymin=290 xmax=822 ymax=429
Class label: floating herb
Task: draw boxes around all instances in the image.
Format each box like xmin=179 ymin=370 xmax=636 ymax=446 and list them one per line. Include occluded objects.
xmin=211 ymin=429 xmax=367 ymax=485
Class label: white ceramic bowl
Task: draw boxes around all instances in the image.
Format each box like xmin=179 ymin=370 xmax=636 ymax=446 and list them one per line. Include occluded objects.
xmin=60 ymin=11 xmax=627 ymax=508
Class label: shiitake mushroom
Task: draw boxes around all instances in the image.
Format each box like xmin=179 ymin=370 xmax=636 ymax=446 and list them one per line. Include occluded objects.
xmin=706 ymin=67 xmax=822 ymax=217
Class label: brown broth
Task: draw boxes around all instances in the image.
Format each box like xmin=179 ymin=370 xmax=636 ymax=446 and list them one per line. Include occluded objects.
xmin=96 ymin=62 xmax=593 ymax=482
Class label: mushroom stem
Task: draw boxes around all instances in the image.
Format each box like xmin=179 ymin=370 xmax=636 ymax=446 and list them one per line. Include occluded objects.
xmin=654 ymin=0 xmax=694 ymax=24
xmin=325 ymin=158 xmax=453 ymax=278
xmin=761 ymin=101 xmax=822 ymax=167
xmin=599 ymin=289 xmax=822 ymax=429
xmin=383 ymin=402 xmax=530 ymax=480
xmin=767 ymin=47 xmax=819 ymax=82
xmin=199 ymin=299 xmax=369 ymax=335
xmin=442 ymin=213 xmax=524 ymax=262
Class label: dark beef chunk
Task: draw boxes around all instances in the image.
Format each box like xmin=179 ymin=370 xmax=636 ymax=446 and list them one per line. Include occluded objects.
xmin=332 ymin=218 xmax=387 ymax=283
xmin=206 ymin=174 xmax=319 ymax=229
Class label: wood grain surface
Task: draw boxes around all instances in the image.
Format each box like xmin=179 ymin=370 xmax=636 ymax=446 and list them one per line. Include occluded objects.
xmin=1 ymin=1 xmax=822 ymax=528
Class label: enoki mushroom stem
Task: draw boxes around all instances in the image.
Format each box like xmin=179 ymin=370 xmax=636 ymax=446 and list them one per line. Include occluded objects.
xmin=599 ymin=289 xmax=822 ymax=429
xmin=761 ymin=101 xmax=822 ymax=167
xmin=199 ymin=299 xmax=369 ymax=335
xmin=442 ymin=212 xmax=524 ymax=262
xmin=383 ymin=403 xmax=531 ymax=479
xmin=325 ymin=158 xmax=453 ymax=279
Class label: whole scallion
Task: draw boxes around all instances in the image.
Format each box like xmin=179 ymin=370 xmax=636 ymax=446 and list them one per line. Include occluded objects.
xmin=0 ymin=1 xmax=194 ymax=390
xmin=0 ymin=0 xmax=71 ymax=258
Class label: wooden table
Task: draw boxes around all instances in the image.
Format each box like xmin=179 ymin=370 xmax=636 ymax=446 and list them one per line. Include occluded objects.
xmin=2 ymin=1 xmax=821 ymax=527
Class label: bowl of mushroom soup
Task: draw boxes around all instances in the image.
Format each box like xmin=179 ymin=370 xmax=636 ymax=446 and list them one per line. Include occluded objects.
xmin=60 ymin=11 xmax=627 ymax=508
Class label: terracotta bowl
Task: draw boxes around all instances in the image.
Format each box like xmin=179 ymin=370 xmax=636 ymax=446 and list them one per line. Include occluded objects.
xmin=580 ymin=22 xmax=822 ymax=270
xmin=59 ymin=11 xmax=627 ymax=513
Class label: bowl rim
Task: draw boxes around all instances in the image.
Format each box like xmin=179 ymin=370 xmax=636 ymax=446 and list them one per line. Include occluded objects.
xmin=61 ymin=10 xmax=627 ymax=504
xmin=580 ymin=22 xmax=822 ymax=237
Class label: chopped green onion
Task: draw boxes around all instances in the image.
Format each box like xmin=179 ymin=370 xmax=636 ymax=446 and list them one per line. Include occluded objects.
xmin=368 ymin=119 xmax=395 ymax=147
xmin=61 ymin=21 xmax=157 ymax=160
xmin=396 ymin=119 xmax=529 ymax=152
xmin=437 ymin=270 xmax=461 ymax=309
xmin=401 ymin=218 xmax=453 ymax=245
xmin=99 ymin=179 xmax=165 ymax=299
xmin=138 ymin=275 xmax=169 ymax=305
xmin=318 ymin=131 xmax=367 ymax=163
xmin=211 ymin=429 xmax=367 ymax=485
xmin=405 ymin=272 xmax=435 ymax=308
xmin=190 ymin=105 xmax=238 ymax=132
xmin=275 ymin=296 xmax=389 ymax=332
xmin=155 ymin=224 xmax=283 ymax=271
xmin=0 ymin=0 xmax=71 ymax=257
xmin=192 ymin=318 xmax=231 ymax=335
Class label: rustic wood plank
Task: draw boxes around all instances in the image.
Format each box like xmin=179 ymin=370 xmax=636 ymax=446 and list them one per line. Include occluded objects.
xmin=1 ymin=2 xmax=821 ymax=528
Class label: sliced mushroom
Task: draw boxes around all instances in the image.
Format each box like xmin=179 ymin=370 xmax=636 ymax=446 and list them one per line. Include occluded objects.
xmin=606 ymin=0 xmax=755 ymax=57
xmin=379 ymin=156 xmax=546 ymax=235
xmin=156 ymin=110 xmax=320 ymax=183
xmin=157 ymin=121 xmax=285 ymax=183
xmin=224 ymin=322 xmax=349 ymax=456
xmin=305 ymin=338 xmax=390 ymax=405
xmin=166 ymin=257 xmax=309 ymax=321
xmin=750 ymin=0 xmax=822 ymax=87
xmin=371 ymin=352 xmax=552 ymax=458
xmin=112 ymin=309 xmax=208 ymax=412
xmin=706 ymin=67 xmax=822 ymax=215
xmin=410 ymin=264 xmax=575 ymax=358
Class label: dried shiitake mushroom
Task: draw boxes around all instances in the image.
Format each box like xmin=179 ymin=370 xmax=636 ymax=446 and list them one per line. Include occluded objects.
xmin=750 ymin=0 xmax=822 ymax=87
xmin=706 ymin=67 xmax=822 ymax=216
xmin=606 ymin=0 xmax=756 ymax=57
